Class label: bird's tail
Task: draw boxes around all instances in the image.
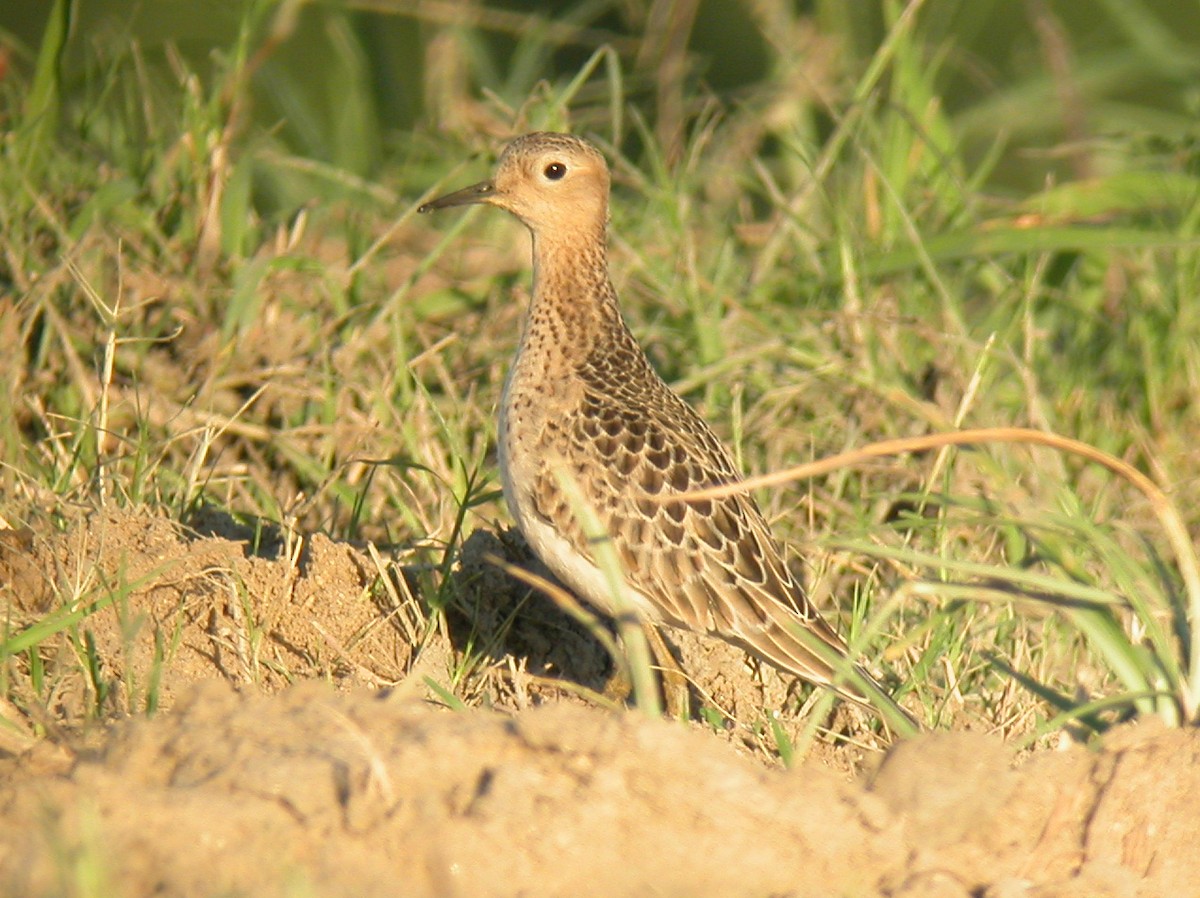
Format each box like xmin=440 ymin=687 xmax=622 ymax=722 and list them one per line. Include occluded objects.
xmin=739 ymin=606 xmax=922 ymax=736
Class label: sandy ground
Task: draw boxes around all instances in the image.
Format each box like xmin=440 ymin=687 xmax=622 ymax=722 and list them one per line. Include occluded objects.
xmin=1 ymin=507 xmax=1198 ymax=897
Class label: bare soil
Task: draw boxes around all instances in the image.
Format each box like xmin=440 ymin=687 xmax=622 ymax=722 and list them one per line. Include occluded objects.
xmin=1 ymin=508 xmax=1197 ymax=897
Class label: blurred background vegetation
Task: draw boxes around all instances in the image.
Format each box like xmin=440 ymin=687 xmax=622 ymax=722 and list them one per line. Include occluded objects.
xmin=6 ymin=0 xmax=1200 ymax=201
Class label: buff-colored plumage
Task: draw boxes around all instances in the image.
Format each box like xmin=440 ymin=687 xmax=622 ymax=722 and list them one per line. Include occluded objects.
xmin=420 ymin=132 xmax=916 ymax=731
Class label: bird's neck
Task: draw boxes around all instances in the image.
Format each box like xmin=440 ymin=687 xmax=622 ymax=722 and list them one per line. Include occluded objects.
xmin=524 ymin=228 xmax=629 ymax=357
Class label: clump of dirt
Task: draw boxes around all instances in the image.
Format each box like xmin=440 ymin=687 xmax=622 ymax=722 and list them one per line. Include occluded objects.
xmin=0 ymin=506 xmax=410 ymax=726
xmin=0 ymin=682 xmax=1196 ymax=897
xmin=1 ymin=508 xmax=1198 ymax=897
xmin=1 ymin=504 xmax=893 ymax=761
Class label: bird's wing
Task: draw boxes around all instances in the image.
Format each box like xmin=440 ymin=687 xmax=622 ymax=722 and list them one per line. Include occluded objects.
xmin=526 ymin=374 xmax=858 ymax=691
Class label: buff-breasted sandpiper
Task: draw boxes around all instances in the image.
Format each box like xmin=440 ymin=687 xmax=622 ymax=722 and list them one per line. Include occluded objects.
xmin=420 ymin=132 xmax=917 ymax=732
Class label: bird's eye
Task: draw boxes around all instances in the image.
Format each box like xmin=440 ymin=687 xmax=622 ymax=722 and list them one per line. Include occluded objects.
xmin=543 ymin=162 xmax=567 ymax=181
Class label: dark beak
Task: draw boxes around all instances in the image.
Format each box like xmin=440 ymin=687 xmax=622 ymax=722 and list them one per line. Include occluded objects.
xmin=418 ymin=179 xmax=496 ymax=213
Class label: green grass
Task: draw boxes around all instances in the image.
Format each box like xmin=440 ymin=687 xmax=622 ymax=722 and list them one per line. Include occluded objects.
xmin=1 ymin=0 xmax=1199 ymax=754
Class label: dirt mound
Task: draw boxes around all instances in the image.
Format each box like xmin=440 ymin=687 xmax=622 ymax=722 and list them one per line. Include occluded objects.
xmin=0 ymin=506 xmax=410 ymax=722
xmin=2 ymin=508 xmax=1198 ymax=896
xmin=1 ymin=508 xmax=886 ymax=763
xmin=0 ymin=683 xmax=1195 ymax=897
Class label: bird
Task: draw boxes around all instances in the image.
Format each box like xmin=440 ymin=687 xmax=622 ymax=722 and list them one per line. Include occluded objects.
xmin=419 ymin=131 xmax=918 ymax=732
